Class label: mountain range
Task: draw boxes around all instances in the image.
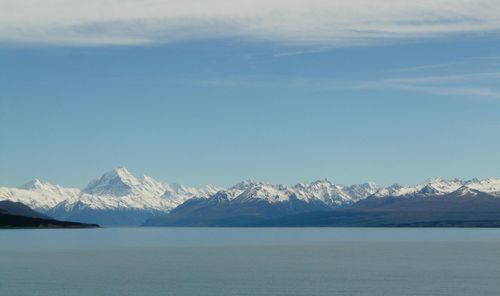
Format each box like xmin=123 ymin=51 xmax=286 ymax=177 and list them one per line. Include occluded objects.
xmin=1 ymin=168 xmax=220 ymax=226
xmin=1 ymin=167 xmax=500 ymax=226
xmin=256 ymin=186 xmax=500 ymax=227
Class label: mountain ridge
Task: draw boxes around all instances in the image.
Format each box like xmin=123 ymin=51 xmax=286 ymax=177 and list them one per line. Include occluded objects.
xmin=2 ymin=168 xmax=500 ymax=226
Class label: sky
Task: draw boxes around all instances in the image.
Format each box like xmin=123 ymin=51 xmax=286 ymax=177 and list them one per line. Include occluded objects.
xmin=1 ymin=0 xmax=500 ymax=188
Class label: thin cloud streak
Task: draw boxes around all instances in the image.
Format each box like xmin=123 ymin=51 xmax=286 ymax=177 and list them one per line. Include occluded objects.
xmin=1 ymin=0 xmax=500 ymax=46
xmin=193 ymin=70 xmax=500 ymax=100
xmin=384 ymin=72 xmax=500 ymax=84
xmin=384 ymin=62 xmax=470 ymax=74
xmin=366 ymin=83 xmax=500 ymax=99
xmin=352 ymin=71 xmax=500 ymax=99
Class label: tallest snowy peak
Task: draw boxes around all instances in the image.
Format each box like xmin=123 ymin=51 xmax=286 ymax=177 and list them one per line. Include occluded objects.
xmin=102 ymin=167 xmax=139 ymax=185
xmin=82 ymin=167 xmax=140 ymax=196
xmin=19 ymin=179 xmax=47 ymax=190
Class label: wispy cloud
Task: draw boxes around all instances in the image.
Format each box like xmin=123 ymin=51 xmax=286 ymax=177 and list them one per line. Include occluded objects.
xmin=352 ymin=71 xmax=500 ymax=99
xmin=384 ymin=62 xmax=469 ymax=74
xmin=1 ymin=0 xmax=500 ymax=46
xmin=272 ymin=48 xmax=333 ymax=57
xmin=384 ymin=72 xmax=500 ymax=84
xmin=385 ymin=56 xmax=500 ymax=74
xmin=363 ymin=83 xmax=500 ymax=99
xmin=193 ymin=69 xmax=500 ymax=100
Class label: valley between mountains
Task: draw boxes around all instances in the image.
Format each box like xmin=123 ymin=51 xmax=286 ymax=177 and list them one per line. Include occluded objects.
xmin=2 ymin=168 xmax=500 ymax=227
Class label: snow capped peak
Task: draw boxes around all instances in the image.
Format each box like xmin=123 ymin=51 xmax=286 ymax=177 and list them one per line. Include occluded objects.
xmin=104 ymin=167 xmax=139 ymax=185
xmin=466 ymin=178 xmax=500 ymax=195
xmin=18 ymin=179 xmax=70 ymax=193
xmin=388 ymin=184 xmax=403 ymax=190
xmin=82 ymin=167 xmax=140 ymax=196
xmin=344 ymin=182 xmax=380 ymax=201
xmin=49 ymin=168 xmax=222 ymax=218
xmin=19 ymin=179 xmax=46 ymax=190
xmin=421 ymin=178 xmax=463 ymax=194
xmin=374 ymin=178 xmax=465 ymax=198
xmin=235 ymin=182 xmax=290 ymax=203
xmin=161 ymin=182 xmax=221 ymax=201
xmin=373 ymin=184 xmax=419 ymax=198
xmin=291 ymin=180 xmax=352 ymax=206
xmin=417 ymin=184 xmax=441 ymax=196
xmin=2 ymin=179 xmax=79 ymax=210
xmin=211 ymin=190 xmax=233 ymax=201
xmin=309 ymin=180 xmax=341 ymax=190
xmin=202 ymin=184 xmax=222 ymax=193
xmin=230 ymin=179 xmax=260 ymax=190
xmin=224 ymin=179 xmax=271 ymax=198
xmin=454 ymin=185 xmax=479 ymax=197
xmin=222 ymin=179 xmax=380 ymax=206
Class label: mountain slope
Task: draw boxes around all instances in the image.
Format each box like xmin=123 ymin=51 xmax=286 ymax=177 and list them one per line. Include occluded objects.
xmin=143 ymin=180 xmax=378 ymax=226
xmin=0 ymin=200 xmax=50 ymax=219
xmin=260 ymin=186 xmax=500 ymax=227
xmin=0 ymin=200 xmax=98 ymax=228
xmin=145 ymin=180 xmax=500 ymax=227
xmin=143 ymin=191 xmax=331 ymax=227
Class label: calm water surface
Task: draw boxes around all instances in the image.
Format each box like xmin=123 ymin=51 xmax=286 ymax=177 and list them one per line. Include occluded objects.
xmin=1 ymin=228 xmax=500 ymax=296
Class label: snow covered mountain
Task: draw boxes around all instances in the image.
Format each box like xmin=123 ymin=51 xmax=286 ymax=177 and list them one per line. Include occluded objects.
xmin=50 ymin=168 xmax=222 ymax=225
xmin=0 ymin=179 xmax=80 ymax=210
xmin=144 ymin=179 xmax=380 ymax=226
xmin=144 ymin=177 xmax=500 ymax=226
xmin=0 ymin=168 xmax=221 ymax=226
xmin=466 ymin=178 xmax=500 ymax=196
xmin=202 ymin=179 xmax=379 ymax=207
xmin=263 ymin=187 xmax=500 ymax=227
xmin=372 ymin=177 xmax=500 ymax=198
xmin=76 ymin=167 xmax=218 ymax=209
xmin=1 ymin=170 xmax=500 ymax=226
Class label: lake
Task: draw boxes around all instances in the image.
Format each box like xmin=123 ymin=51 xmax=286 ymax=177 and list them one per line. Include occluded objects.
xmin=1 ymin=228 xmax=500 ymax=296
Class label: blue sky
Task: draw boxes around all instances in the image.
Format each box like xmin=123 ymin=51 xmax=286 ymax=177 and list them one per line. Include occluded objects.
xmin=1 ymin=1 xmax=500 ymax=188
